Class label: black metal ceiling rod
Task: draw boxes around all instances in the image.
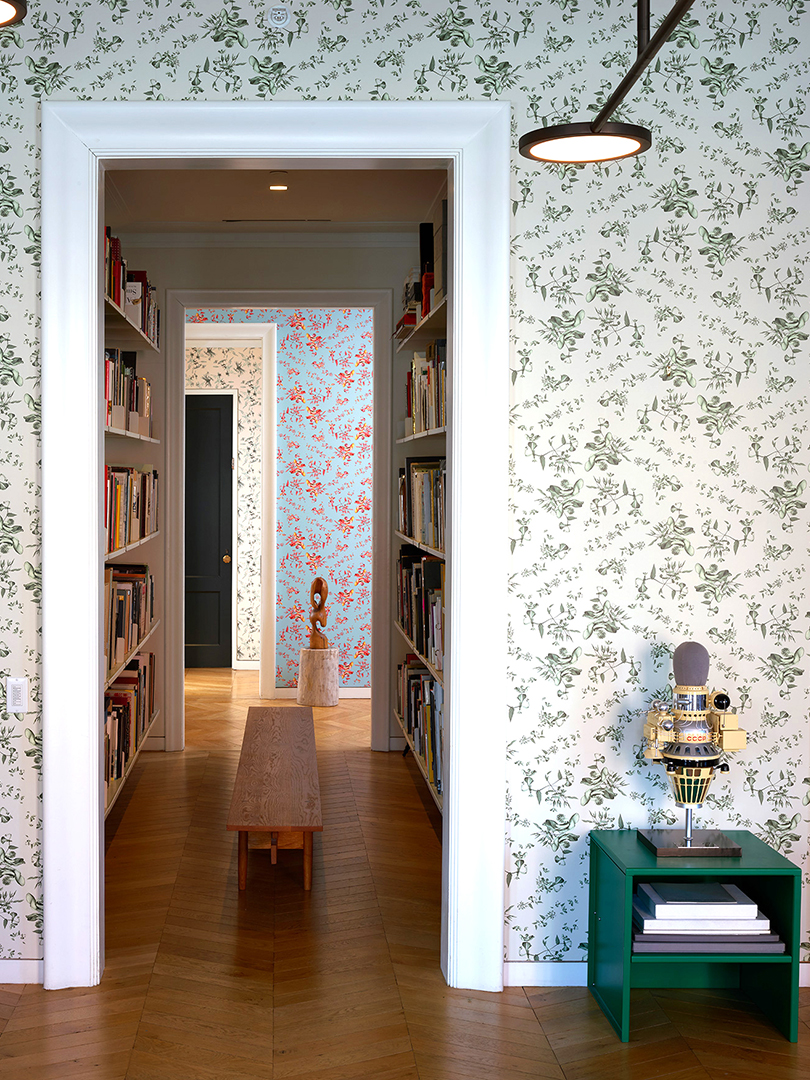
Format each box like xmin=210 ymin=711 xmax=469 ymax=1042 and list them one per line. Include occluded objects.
xmin=592 ymin=0 xmax=695 ymax=133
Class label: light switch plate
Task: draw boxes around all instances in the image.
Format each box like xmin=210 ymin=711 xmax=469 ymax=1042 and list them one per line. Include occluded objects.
xmin=6 ymin=677 xmax=28 ymax=713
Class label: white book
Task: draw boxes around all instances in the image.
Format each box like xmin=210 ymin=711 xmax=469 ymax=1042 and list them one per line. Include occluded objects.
xmin=632 ymin=900 xmax=770 ymax=933
xmin=637 ymin=881 xmax=758 ymax=920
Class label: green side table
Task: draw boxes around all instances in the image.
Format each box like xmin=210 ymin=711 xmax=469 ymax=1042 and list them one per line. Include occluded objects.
xmin=588 ymin=829 xmax=801 ymax=1042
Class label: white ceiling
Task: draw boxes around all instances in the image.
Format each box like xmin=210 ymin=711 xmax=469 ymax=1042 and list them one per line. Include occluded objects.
xmin=106 ymin=167 xmax=447 ymax=234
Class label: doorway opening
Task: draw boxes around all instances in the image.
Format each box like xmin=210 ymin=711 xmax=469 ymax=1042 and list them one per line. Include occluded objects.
xmin=41 ymin=101 xmax=510 ymax=993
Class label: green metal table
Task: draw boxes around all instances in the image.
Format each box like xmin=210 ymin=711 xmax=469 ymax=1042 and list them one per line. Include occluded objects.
xmin=588 ymin=829 xmax=801 ymax=1042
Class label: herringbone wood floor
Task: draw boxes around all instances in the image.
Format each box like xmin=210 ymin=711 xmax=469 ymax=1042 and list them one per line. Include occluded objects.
xmin=1 ymin=668 xmax=808 ymax=1078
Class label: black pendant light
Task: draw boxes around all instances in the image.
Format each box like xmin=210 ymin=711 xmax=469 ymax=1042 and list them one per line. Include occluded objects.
xmin=0 ymin=0 xmax=26 ymax=27
xmin=519 ymin=0 xmax=696 ymax=165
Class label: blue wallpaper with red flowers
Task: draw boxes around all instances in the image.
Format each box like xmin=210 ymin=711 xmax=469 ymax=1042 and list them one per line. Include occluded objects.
xmin=186 ymin=307 xmax=373 ymax=687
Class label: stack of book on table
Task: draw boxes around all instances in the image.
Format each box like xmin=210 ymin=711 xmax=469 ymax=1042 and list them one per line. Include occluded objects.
xmin=632 ymin=881 xmax=785 ymax=954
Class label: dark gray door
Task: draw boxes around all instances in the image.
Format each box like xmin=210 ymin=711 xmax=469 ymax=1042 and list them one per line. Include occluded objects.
xmin=185 ymin=394 xmax=233 ymax=667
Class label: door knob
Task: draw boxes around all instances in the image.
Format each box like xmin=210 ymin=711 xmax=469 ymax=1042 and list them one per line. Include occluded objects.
xmin=223 ymin=554 xmax=231 ymax=564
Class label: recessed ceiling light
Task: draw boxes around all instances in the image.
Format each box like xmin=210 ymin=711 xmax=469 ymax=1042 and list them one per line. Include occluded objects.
xmin=0 ymin=0 xmax=26 ymax=27
xmin=268 ymin=171 xmax=289 ymax=191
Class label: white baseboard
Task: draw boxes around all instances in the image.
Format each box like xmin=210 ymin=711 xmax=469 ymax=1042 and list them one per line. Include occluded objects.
xmin=802 ymin=965 xmax=810 ymax=987
xmin=272 ymin=687 xmax=371 ymax=699
xmin=232 ymin=660 xmax=260 ymax=670
xmin=389 ymin=736 xmax=407 ymax=751
xmin=142 ymin=736 xmax=165 ymax=751
xmin=503 ymin=961 xmax=588 ymax=987
xmin=0 ymin=958 xmax=44 ymax=983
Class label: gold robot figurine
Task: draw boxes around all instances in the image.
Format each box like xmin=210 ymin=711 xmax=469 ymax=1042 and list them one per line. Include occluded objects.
xmin=642 ymin=641 xmax=747 ymax=855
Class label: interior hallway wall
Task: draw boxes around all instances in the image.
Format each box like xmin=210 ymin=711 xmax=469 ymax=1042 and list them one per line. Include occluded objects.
xmin=0 ymin=1 xmax=807 ymax=975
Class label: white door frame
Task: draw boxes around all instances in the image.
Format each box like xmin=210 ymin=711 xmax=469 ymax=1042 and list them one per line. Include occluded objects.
xmin=184 ymin=323 xmax=274 ymax=682
xmin=41 ymin=101 xmax=510 ymax=992
xmin=179 ymin=293 xmax=391 ymax=706
xmin=183 ymin=385 xmax=242 ymax=672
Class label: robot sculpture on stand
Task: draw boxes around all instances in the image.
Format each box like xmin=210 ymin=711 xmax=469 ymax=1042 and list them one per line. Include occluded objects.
xmin=640 ymin=641 xmax=748 ymax=857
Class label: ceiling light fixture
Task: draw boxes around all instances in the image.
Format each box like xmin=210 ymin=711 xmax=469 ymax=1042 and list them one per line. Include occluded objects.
xmin=519 ymin=0 xmax=696 ymax=165
xmin=268 ymin=171 xmax=289 ymax=191
xmin=0 ymin=0 xmax=26 ymax=27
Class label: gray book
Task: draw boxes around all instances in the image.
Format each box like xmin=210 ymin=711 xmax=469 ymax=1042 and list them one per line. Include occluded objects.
xmin=637 ymin=881 xmax=758 ymax=919
xmin=634 ymin=931 xmax=780 ymax=943
xmin=633 ymin=940 xmax=785 ymax=954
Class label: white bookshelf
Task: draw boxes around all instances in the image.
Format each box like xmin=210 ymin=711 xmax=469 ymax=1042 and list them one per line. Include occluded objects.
xmin=103 ymin=253 xmax=164 ymax=813
xmin=393 ymin=179 xmax=448 ymax=814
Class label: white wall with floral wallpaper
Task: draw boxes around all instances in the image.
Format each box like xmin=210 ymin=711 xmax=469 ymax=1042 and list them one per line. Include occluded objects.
xmin=185 ymin=307 xmax=373 ymax=689
xmin=0 ymin=0 xmax=807 ymax=972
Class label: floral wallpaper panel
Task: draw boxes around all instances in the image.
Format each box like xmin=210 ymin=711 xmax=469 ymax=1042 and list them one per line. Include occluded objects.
xmin=186 ymin=308 xmax=373 ymax=688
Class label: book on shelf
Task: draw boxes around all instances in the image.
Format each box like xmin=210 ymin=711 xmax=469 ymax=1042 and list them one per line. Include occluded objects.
xmin=105 ymin=228 xmax=160 ymax=346
xmin=401 ymin=456 xmax=445 ymax=551
xmin=104 ymin=349 xmax=153 ymax=436
xmin=636 ymin=881 xmax=758 ymax=920
xmin=407 ymin=340 xmax=446 ymax=436
xmin=104 ymin=650 xmax=155 ymax=800
xmin=105 ymin=564 xmax=155 ymax=670
xmin=632 ymin=899 xmax=770 ymax=934
xmin=634 ymin=932 xmax=782 ymax=944
xmin=396 ymin=653 xmax=443 ymax=794
xmin=632 ymin=939 xmax=785 ymax=955
xmin=105 ymin=465 xmax=159 ymax=552
xmin=396 ymin=546 xmax=444 ymax=670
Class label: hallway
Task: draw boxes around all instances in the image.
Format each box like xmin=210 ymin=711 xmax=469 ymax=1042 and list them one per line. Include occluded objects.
xmin=0 ymin=670 xmax=807 ymax=1078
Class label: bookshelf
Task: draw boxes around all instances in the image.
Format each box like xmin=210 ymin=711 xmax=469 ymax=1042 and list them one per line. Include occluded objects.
xmin=392 ymin=180 xmax=448 ymax=813
xmin=102 ymin=234 xmax=163 ymax=817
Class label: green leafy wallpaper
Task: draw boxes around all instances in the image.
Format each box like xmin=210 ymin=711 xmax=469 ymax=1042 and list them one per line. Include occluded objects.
xmin=0 ymin=0 xmax=807 ymax=968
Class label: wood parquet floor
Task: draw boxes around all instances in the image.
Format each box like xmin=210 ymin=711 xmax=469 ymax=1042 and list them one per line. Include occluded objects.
xmin=1 ymin=667 xmax=809 ymax=1079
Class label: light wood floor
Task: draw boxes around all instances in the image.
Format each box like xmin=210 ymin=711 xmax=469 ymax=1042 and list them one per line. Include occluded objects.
xmin=1 ymin=668 xmax=809 ymax=1079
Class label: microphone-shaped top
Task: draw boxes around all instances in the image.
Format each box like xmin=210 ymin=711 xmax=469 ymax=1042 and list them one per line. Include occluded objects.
xmin=673 ymin=641 xmax=710 ymax=687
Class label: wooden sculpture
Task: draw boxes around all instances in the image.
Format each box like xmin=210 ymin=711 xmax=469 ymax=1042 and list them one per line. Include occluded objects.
xmin=308 ymin=577 xmax=329 ymax=649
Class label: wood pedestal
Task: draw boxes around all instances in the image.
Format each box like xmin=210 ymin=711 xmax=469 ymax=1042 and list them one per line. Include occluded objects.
xmin=297 ymin=648 xmax=339 ymax=707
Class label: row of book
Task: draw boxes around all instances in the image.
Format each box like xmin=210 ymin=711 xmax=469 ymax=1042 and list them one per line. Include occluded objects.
xmin=105 ymin=651 xmax=156 ymax=803
xmin=406 ymin=339 xmax=447 ymax=435
xmin=632 ymin=880 xmax=784 ymax=954
xmin=104 ymin=348 xmax=153 ymax=437
xmin=104 ymin=564 xmax=155 ymax=672
xmin=397 ymin=457 xmax=446 ymax=552
xmin=396 ymin=546 xmax=443 ymax=672
xmin=105 ymin=227 xmax=160 ymax=347
xmin=397 ymin=653 xmax=443 ymax=795
xmin=105 ymin=464 xmax=159 ymax=553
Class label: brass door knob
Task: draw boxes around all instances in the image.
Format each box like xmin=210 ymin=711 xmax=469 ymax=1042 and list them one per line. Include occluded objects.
xmin=223 ymin=554 xmax=231 ymax=564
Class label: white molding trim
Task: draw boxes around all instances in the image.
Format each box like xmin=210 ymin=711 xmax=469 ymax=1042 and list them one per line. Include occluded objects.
xmin=185 ymin=324 xmax=275 ymax=686
xmin=503 ymin=962 xmax=588 ymax=988
xmin=120 ymin=231 xmax=419 ymax=250
xmin=184 ymin=385 xmax=240 ymax=671
xmin=232 ymin=660 xmax=260 ymax=671
xmin=0 ymin=959 xmax=45 ymax=984
xmin=802 ymin=966 xmax=810 ymax=988
xmin=41 ymin=101 xmax=510 ymax=995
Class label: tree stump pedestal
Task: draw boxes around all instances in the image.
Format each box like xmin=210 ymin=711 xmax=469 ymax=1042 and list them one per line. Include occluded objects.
xmin=297 ymin=648 xmax=339 ymax=707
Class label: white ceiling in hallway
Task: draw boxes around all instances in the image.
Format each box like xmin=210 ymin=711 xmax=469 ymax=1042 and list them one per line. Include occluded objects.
xmin=106 ymin=167 xmax=447 ymax=234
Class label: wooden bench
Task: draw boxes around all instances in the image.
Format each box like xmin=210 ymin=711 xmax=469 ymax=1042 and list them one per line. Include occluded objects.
xmin=226 ymin=705 xmax=323 ymax=891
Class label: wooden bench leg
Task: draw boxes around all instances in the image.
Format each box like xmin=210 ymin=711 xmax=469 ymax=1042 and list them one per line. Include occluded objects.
xmin=238 ymin=830 xmax=248 ymax=890
xmin=304 ymin=832 xmax=313 ymax=891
